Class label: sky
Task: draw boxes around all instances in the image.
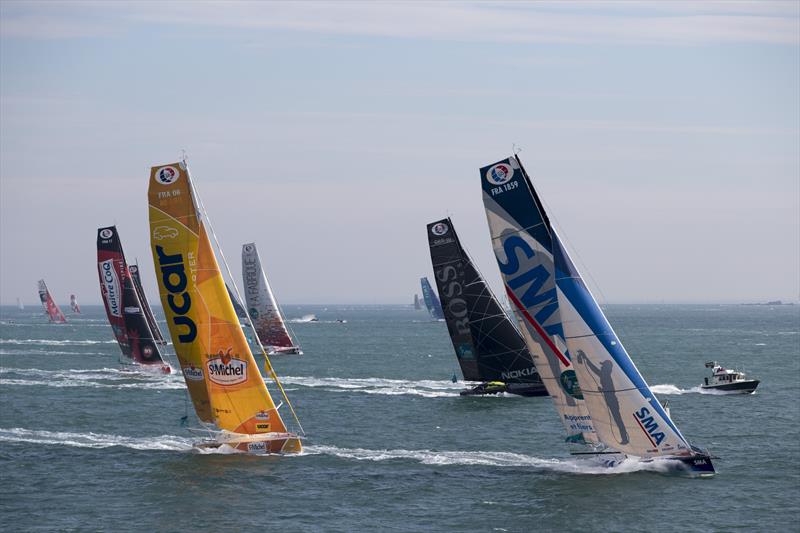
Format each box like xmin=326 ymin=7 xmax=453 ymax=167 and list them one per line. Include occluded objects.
xmin=1 ymin=1 xmax=798 ymax=306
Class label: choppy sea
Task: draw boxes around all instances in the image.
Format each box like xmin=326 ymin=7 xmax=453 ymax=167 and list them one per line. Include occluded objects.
xmin=1 ymin=304 xmax=798 ymax=532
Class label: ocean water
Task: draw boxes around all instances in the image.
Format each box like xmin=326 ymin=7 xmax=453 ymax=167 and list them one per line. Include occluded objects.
xmin=1 ymin=304 xmax=798 ymax=532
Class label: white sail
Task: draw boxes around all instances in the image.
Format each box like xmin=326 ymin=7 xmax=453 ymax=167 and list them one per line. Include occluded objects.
xmin=241 ymin=243 xmax=299 ymax=354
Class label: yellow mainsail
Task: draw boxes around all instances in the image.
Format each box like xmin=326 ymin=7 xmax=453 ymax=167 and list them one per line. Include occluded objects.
xmin=148 ymin=161 xmax=298 ymax=450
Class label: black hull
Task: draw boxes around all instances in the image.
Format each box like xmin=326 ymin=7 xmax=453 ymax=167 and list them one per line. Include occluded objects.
xmin=702 ymin=379 xmax=759 ymax=394
xmin=460 ymin=382 xmax=548 ymax=397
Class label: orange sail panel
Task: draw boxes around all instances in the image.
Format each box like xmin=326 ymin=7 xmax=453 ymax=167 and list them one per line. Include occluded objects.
xmin=147 ymin=161 xmax=287 ymax=435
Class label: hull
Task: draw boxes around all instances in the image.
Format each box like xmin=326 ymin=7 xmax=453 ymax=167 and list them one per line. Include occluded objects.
xmin=269 ymin=346 xmax=303 ymax=355
xmin=195 ymin=433 xmax=303 ymax=454
xmin=460 ymin=382 xmax=548 ymax=397
xmin=593 ymin=452 xmax=716 ymax=477
xmin=702 ymin=379 xmax=759 ymax=394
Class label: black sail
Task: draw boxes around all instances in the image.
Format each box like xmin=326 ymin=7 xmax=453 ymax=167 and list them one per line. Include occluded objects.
xmin=427 ymin=217 xmax=543 ymax=386
xmin=128 ymin=263 xmax=167 ymax=346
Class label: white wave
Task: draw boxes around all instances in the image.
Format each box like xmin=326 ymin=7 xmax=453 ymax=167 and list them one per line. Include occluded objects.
xmin=0 ymin=427 xmax=193 ymax=451
xmin=0 ymin=339 xmax=117 ymax=345
xmin=651 ymin=384 xmax=738 ymax=396
xmin=279 ymin=375 xmax=463 ymax=398
xmin=288 ymin=314 xmax=318 ymax=323
xmin=0 ymin=367 xmax=184 ymax=390
xmin=304 ymin=445 xmax=676 ymax=475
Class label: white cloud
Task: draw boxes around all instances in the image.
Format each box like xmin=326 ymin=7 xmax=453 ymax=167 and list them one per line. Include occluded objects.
xmin=1 ymin=1 xmax=798 ymax=45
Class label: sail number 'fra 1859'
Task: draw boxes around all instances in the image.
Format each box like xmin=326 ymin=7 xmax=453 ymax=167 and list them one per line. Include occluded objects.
xmin=156 ymin=246 xmax=197 ymax=343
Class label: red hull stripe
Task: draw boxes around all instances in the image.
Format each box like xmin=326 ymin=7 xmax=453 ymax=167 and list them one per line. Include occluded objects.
xmin=505 ymin=286 xmax=570 ymax=367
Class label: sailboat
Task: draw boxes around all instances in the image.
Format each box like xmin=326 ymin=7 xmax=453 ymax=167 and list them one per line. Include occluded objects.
xmin=480 ymin=155 xmax=714 ymax=475
xmin=37 ymin=280 xmax=66 ymax=323
xmin=413 ymin=294 xmax=422 ymax=310
xmin=242 ymin=243 xmax=301 ymax=355
xmin=69 ymin=294 xmax=81 ymax=314
xmin=16 ymin=298 xmax=24 ymax=310
xmin=427 ymin=217 xmax=547 ymax=397
xmin=148 ymin=160 xmax=302 ymax=454
xmin=97 ymin=226 xmax=171 ymax=372
xmin=420 ymin=277 xmax=444 ymax=320
xmin=129 ymin=263 xmax=168 ymax=347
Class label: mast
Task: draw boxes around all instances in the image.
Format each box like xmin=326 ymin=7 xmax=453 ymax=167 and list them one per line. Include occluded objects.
xmin=427 ymin=217 xmax=542 ymax=385
xmin=148 ymin=160 xmax=302 ymax=451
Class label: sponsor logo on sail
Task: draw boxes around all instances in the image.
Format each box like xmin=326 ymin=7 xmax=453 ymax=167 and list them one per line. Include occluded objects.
xmin=247 ymin=441 xmax=267 ymax=453
xmin=99 ymin=228 xmax=114 ymax=239
xmin=99 ymin=259 xmax=122 ymax=318
xmin=207 ymin=352 xmax=247 ymax=386
xmin=486 ymin=163 xmax=514 ymax=185
xmin=143 ymin=346 xmax=153 ymax=357
xmin=502 ymin=367 xmax=538 ymax=381
xmin=435 ymin=264 xmax=470 ymax=336
xmin=559 ymin=370 xmax=583 ymax=399
xmin=255 ymin=423 xmax=271 ymax=432
xmin=634 ymin=407 xmax=666 ymax=446
xmin=155 ymin=246 xmax=197 ymax=343
xmin=156 ymin=166 xmax=179 ymax=185
xmin=255 ymin=410 xmax=270 ymax=421
xmin=431 ymin=222 xmax=449 ymax=236
xmin=182 ymin=365 xmax=204 ymax=381
xmin=153 ymin=226 xmax=179 ymax=240
xmin=129 ymin=265 xmax=138 ymax=274
xmin=124 ymin=306 xmax=141 ymax=314
xmin=244 ymin=244 xmax=254 ymax=253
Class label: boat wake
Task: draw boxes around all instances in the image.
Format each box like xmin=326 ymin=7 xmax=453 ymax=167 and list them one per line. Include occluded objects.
xmin=288 ymin=314 xmax=318 ymax=323
xmin=0 ymin=367 xmax=183 ymax=390
xmin=279 ymin=376 xmax=465 ymax=398
xmin=651 ymin=384 xmax=739 ymax=395
xmin=304 ymin=445 xmax=676 ymax=475
xmin=0 ymin=338 xmax=117 ymax=345
xmin=0 ymin=427 xmax=193 ymax=451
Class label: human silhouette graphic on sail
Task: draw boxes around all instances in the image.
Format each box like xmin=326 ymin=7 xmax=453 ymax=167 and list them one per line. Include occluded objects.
xmin=577 ymin=350 xmax=629 ymax=445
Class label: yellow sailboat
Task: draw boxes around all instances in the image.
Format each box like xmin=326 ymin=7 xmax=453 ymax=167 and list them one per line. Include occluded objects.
xmin=148 ymin=160 xmax=302 ymax=454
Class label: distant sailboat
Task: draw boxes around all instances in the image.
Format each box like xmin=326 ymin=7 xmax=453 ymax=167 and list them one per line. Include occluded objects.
xmin=426 ymin=217 xmax=547 ymax=397
xmin=480 ymin=154 xmax=714 ymax=475
xmin=420 ymin=277 xmax=444 ymax=320
xmin=148 ymin=159 xmax=302 ymax=454
xmin=97 ymin=226 xmax=171 ymax=372
xmin=16 ymin=298 xmax=24 ymax=310
xmin=37 ymin=280 xmax=66 ymax=323
xmin=69 ymin=294 xmax=81 ymax=314
xmin=413 ymin=294 xmax=422 ymax=310
xmin=129 ymin=263 xmax=168 ymax=347
xmin=242 ymin=243 xmax=301 ymax=355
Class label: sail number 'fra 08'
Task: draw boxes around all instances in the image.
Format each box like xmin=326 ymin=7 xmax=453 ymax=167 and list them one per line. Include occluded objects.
xmin=156 ymin=246 xmax=197 ymax=343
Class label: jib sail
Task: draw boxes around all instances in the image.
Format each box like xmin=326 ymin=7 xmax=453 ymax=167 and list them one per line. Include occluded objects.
xmin=129 ymin=263 xmax=167 ymax=346
xmin=427 ymin=217 xmax=542 ymax=385
xmin=97 ymin=226 xmax=168 ymax=367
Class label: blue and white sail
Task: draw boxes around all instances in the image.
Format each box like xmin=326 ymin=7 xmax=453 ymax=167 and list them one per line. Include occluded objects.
xmin=420 ymin=277 xmax=444 ymax=320
xmin=480 ymin=157 xmax=597 ymax=445
xmin=482 ymin=155 xmax=704 ymax=465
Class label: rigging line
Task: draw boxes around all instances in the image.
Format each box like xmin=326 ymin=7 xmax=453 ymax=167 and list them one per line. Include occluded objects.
xmin=184 ymin=160 xmax=305 ymax=436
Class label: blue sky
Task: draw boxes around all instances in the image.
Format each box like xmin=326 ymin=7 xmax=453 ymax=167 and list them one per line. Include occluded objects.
xmin=1 ymin=1 xmax=798 ymax=305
